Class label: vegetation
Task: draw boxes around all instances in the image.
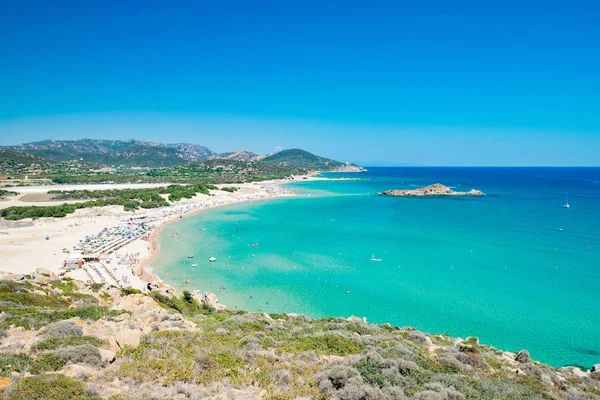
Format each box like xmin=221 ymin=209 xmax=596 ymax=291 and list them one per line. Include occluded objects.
xmin=0 ymin=148 xmax=98 ymax=178
xmin=3 ymin=374 xmax=94 ymax=400
xmin=0 ymin=190 xmax=16 ymax=199
xmin=47 ymin=159 xmax=303 ymax=185
xmin=1 ymin=141 xmax=361 ymax=190
xmin=0 ymin=184 xmax=215 ymax=219
xmin=0 ymin=279 xmax=127 ymax=330
xmin=145 ymin=159 xmax=303 ymax=183
xmin=1 ymin=275 xmax=599 ymax=399
xmin=262 ymin=148 xmax=345 ymax=170
xmin=31 ymin=335 xmax=106 ymax=351
xmin=221 ymin=186 xmax=239 ymax=192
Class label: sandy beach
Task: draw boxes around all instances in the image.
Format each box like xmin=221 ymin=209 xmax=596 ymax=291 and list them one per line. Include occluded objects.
xmin=0 ymin=178 xmax=308 ymax=287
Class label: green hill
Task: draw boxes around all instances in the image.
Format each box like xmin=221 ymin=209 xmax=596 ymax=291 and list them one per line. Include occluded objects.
xmin=261 ymin=149 xmax=346 ymax=170
xmin=0 ymin=148 xmax=56 ymax=174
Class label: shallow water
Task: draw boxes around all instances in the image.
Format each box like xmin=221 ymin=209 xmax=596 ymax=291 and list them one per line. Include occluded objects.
xmin=153 ymin=167 xmax=600 ymax=368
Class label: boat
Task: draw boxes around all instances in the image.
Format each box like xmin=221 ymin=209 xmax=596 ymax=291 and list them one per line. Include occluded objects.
xmin=209 ymin=256 xmax=216 ymax=262
xmin=191 ymin=263 xmax=198 ymax=268
xmin=187 ymin=255 xmax=195 ymax=259
xmin=251 ymin=243 xmax=259 ymax=248
xmin=563 ymin=190 xmax=570 ymax=208
xmin=370 ymin=254 xmax=382 ymax=262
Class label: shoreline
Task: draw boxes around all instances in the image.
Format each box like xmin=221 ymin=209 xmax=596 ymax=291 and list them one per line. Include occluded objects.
xmin=0 ymin=176 xmax=315 ymax=288
xmin=140 ymin=193 xmax=299 ymax=285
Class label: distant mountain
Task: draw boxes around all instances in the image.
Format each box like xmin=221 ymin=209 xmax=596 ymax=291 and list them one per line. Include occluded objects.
xmin=6 ymin=139 xmax=215 ymax=168
xmin=3 ymin=140 xmax=362 ymax=171
xmin=261 ymin=149 xmax=363 ymax=171
xmin=209 ymin=150 xmax=265 ymax=162
xmin=161 ymin=143 xmax=216 ymax=161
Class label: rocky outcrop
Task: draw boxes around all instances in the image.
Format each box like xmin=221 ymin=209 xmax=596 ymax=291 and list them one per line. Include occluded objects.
xmin=379 ymin=183 xmax=485 ymax=197
xmin=516 ymin=349 xmax=532 ymax=364
xmin=202 ymin=291 xmax=227 ymax=312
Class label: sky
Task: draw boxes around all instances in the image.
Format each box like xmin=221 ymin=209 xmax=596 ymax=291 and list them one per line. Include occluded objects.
xmin=0 ymin=0 xmax=599 ymax=166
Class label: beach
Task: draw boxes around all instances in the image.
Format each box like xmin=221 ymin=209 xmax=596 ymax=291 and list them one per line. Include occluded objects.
xmin=0 ymin=179 xmax=304 ymax=286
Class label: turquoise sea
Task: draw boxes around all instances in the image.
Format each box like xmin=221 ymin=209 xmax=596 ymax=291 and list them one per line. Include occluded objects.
xmin=153 ymin=167 xmax=600 ymax=368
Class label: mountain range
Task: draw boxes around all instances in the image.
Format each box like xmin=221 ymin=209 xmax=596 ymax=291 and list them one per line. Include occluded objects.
xmin=2 ymin=139 xmax=363 ymax=171
xmin=5 ymin=139 xmax=214 ymax=168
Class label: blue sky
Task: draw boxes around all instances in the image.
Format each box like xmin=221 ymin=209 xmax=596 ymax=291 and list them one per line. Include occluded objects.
xmin=1 ymin=0 xmax=599 ymax=165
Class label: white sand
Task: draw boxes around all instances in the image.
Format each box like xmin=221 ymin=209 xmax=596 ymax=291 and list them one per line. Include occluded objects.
xmin=0 ymin=179 xmax=307 ymax=276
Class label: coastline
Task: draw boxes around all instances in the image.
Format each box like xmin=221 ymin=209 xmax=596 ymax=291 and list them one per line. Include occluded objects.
xmin=0 ymin=176 xmax=313 ymax=286
xmin=139 ymin=193 xmax=299 ymax=285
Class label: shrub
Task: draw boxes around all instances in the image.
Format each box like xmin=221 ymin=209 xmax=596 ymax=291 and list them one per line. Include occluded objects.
xmin=32 ymin=335 xmax=106 ymax=351
xmin=316 ymin=364 xmax=362 ymax=392
xmin=283 ymin=333 xmax=364 ymax=356
xmin=121 ymin=287 xmax=142 ymax=296
xmin=0 ymin=353 xmax=63 ymax=375
xmin=52 ymin=344 xmax=102 ymax=366
xmin=356 ymin=358 xmax=386 ymax=388
xmin=5 ymin=374 xmax=89 ymax=400
xmin=42 ymin=320 xmax=83 ymax=338
xmin=0 ymin=305 xmax=127 ymax=330
xmin=89 ymin=283 xmax=104 ymax=292
xmin=50 ymin=280 xmax=78 ymax=294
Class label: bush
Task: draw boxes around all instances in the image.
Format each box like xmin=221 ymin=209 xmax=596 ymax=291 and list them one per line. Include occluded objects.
xmin=121 ymin=287 xmax=142 ymax=296
xmin=1 ymin=305 xmax=127 ymax=330
xmin=316 ymin=364 xmax=362 ymax=392
xmin=52 ymin=344 xmax=102 ymax=366
xmin=32 ymin=335 xmax=106 ymax=351
xmin=0 ymin=353 xmax=63 ymax=375
xmin=41 ymin=320 xmax=83 ymax=338
xmin=5 ymin=374 xmax=89 ymax=400
xmin=282 ymin=333 xmax=364 ymax=356
xmin=356 ymin=358 xmax=386 ymax=388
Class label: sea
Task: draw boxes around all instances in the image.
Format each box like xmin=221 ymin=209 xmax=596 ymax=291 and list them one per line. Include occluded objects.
xmin=153 ymin=167 xmax=600 ymax=368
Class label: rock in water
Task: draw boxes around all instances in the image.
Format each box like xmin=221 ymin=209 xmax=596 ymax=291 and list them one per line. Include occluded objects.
xmin=379 ymin=183 xmax=485 ymax=197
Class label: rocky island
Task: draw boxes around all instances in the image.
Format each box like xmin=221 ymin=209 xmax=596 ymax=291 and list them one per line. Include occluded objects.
xmin=380 ymin=183 xmax=485 ymax=197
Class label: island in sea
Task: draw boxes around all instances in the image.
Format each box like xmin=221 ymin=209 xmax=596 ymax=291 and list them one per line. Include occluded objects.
xmin=379 ymin=183 xmax=485 ymax=197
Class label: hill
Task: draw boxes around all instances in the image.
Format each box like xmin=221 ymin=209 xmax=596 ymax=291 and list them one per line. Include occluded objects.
xmin=5 ymin=139 xmax=215 ymax=168
xmin=0 ymin=272 xmax=598 ymax=399
xmin=261 ymin=148 xmax=363 ymax=171
xmin=209 ymin=150 xmax=265 ymax=161
xmin=3 ymin=140 xmax=363 ymax=173
xmin=0 ymin=148 xmax=57 ymax=175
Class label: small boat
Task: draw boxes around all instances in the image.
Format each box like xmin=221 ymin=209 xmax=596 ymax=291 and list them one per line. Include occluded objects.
xmin=370 ymin=254 xmax=382 ymax=262
xmin=563 ymin=190 xmax=570 ymax=208
xmin=209 ymin=256 xmax=217 ymax=262
xmin=251 ymin=243 xmax=259 ymax=248
xmin=191 ymin=263 xmax=198 ymax=268
xmin=187 ymin=255 xmax=195 ymax=259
